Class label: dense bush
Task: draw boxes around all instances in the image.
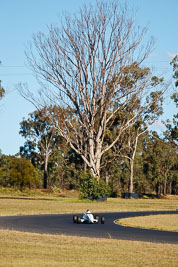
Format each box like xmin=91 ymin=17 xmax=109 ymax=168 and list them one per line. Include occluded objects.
xmin=8 ymin=157 xmax=39 ymax=189
xmin=79 ymin=171 xmax=111 ymax=199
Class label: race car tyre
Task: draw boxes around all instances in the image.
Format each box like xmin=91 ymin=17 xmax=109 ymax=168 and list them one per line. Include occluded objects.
xmin=77 ymin=216 xmax=81 ymax=224
xmin=73 ymin=215 xmax=77 ymax=223
xmin=101 ymin=216 xmax=105 ymax=224
xmin=95 ymin=215 xmax=99 ymax=222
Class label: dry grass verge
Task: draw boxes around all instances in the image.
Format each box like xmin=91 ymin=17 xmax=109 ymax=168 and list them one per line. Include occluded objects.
xmin=0 ymin=197 xmax=178 ymax=216
xmin=0 ymin=192 xmax=178 ymax=266
xmin=0 ymin=229 xmax=177 ymax=267
xmin=117 ymin=214 xmax=178 ymax=232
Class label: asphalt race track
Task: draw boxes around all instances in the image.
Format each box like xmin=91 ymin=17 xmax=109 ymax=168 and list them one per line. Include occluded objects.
xmin=0 ymin=211 xmax=178 ymax=244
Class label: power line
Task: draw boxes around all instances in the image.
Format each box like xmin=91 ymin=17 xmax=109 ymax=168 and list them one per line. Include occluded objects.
xmin=0 ymin=65 xmax=25 ymax=68
xmin=0 ymin=60 xmax=171 ymax=68
xmin=0 ymin=73 xmax=32 ymax=76
xmin=0 ymin=60 xmax=172 ymax=77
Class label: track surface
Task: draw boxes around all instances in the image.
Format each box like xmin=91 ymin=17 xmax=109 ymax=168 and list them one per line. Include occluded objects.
xmin=0 ymin=211 xmax=178 ymax=244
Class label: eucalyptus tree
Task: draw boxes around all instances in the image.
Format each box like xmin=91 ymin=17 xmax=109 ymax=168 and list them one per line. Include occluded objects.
xmin=18 ymin=1 xmax=167 ymax=180
xmin=163 ymin=93 xmax=178 ymax=147
xmin=162 ymin=93 xmax=178 ymax=194
xmin=101 ymin=64 xmax=164 ymax=193
xmin=19 ymin=106 xmax=63 ymax=188
xmin=121 ymin=92 xmax=163 ymax=193
xmin=144 ymin=131 xmax=177 ymax=195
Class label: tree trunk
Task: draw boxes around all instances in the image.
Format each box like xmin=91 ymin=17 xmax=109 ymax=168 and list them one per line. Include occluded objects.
xmin=156 ymin=183 xmax=160 ymax=196
xmin=43 ymin=170 xmax=48 ymax=189
xmin=163 ymin=175 xmax=167 ymax=195
xmin=129 ymin=158 xmax=134 ymax=193
xmin=90 ymin=158 xmax=101 ymax=181
xmin=83 ymin=143 xmax=87 ymax=171
xmin=169 ymin=181 xmax=172 ymax=195
xmin=128 ymin=135 xmax=139 ymax=194
xmin=43 ymin=151 xmax=50 ymax=189
xmin=88 ymin=134 xmax=102 ymax=181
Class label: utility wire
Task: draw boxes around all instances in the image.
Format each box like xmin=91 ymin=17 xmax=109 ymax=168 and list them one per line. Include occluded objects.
xmin=0 ymin=60 xmax=171 ymax=68
xmin=0 ymin=61 xmax=171 ymax=77
xmin=0 ymin=73 xmax=32 ymax=76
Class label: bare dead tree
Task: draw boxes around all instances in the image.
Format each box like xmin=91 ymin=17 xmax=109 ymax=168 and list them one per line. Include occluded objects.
xmin=18 ymin=1 xmax=168 ymax=179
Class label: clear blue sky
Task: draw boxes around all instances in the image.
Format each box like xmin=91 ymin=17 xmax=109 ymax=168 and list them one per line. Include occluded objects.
xmin=0 ymin=0 xmax=177 ymax=155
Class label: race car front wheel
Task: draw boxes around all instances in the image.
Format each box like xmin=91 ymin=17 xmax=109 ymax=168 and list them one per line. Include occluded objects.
xmin=73 ymin=215 xmax=77 ymax=223
xmin=95 ymin=215 xmax=99 ymax=222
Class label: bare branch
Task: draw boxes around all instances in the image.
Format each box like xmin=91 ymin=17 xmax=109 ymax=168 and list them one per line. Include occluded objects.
xmin=18 ymin=1 xmax=168 ymax=178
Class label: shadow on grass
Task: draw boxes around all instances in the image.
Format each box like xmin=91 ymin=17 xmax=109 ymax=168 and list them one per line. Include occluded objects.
xmin=0 ymin=196 xmax=58 ymax=201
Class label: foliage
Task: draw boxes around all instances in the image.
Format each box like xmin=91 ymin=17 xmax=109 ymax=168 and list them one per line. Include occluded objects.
xmin=171 ymin=55 xmax=178 ymax=87
xmin=101 ymin=82 xmax=163 ymax=194
xmin=19 ymin=106 xmax=65 ymax=188
xmin=79 ymin=171 xmax=111 ymax=199
xmin=20 ymin=107 xmax=83 ymax=190
xmin=163 ymin=93 xmax=178 ymax=146
xmin=143 ymin=132 xmax=178 ymax=195
xmin=47 ymin=148 xmax=81 ymax=190
xmin=8 ymin=157 xmax=39 ymax=189
xmin=0 ymin=86 xmax=5 ymax=99
xmin=0 ymin=154 xmax=12 ymax=186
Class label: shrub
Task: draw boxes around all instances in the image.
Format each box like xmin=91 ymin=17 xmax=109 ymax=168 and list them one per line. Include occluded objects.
xmin=79 ymin=171 xmax=110 ymax=199
xmin=8 ymin=157 xmax=39 ymax=189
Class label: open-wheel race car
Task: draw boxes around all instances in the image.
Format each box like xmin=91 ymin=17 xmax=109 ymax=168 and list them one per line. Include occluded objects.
xmin=73 ymin=210 xmax=105 ymax=224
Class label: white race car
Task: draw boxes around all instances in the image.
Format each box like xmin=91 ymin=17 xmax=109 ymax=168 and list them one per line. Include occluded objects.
xmin=73 ymin=210 xmax=105 ymax=224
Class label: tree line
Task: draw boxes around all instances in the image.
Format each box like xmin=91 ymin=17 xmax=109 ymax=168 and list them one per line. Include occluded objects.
xmin=0 ymin=93 xmax=177 ymax=196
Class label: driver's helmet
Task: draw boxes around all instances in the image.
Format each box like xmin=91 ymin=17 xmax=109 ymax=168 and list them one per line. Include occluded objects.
xmin=86 ymin=209 xmax=91 ymax=214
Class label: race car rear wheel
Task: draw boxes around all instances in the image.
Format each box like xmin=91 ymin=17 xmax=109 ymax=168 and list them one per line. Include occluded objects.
xmin=73 ymin=215 xmax=77 ymax=223
xmin=77 ymin=216 xmax=81 ymax=224
xmin=101 ymin=216 xmax=105 ymax=224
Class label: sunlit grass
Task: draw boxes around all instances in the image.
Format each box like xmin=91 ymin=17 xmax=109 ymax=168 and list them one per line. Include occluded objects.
xmin=0 ymin=189 xmax=178 ymax=266
xmin=0 ymin=229 xmax=177 ymax=267
xmin=0 ymin=188 xmax=178 ymax=216
xmin=117 ymin=214 xmax=178 ymax=232
xmin=0 ymin=197 xmax=178 ymax=216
